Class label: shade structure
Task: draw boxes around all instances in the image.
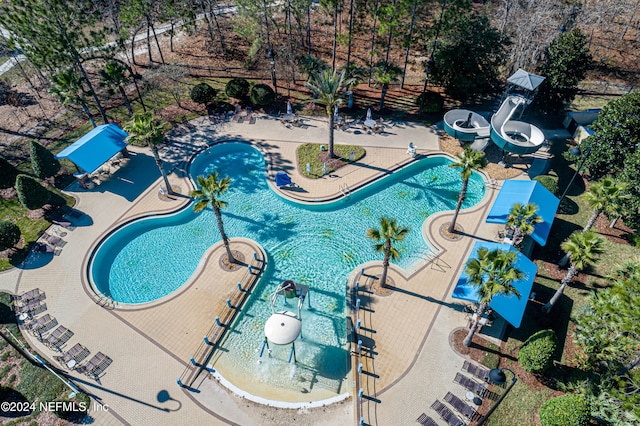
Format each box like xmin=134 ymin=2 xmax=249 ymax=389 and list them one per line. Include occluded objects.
xmin=452 ymin=242 xmax=537 ymax=328
xmin=55 ymin=124 xmax=128 ymax=174
xmin=486 ymin=180 xmax=559 ymax=246
xmin=507 ymin=69 xmax=545 ymax=91
xmin=275 ymin=172 xmax=292 ymax=187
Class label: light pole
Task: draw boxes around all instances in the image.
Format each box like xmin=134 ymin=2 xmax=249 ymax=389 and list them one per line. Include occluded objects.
xmin=267 ymin=48 xmax=278 ymax=95
xmin=558 ymin=145 xmax=592 ymax=205
xmin=476 ymin=368 xmax=518 ymax=426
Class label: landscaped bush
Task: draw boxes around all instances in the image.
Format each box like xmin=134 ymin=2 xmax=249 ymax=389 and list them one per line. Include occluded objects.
xmin=190 ymin=82 xmax=217 ymax=107
xmin=250 ymin=83 xmax=275 ymax=106
xmin=416 ymin=91 xmax=445 ymax=113
xmin=534 ymin=175 xmax=559 ymax=195
xmin=225 ymin=78 xmax=250 ymax=99
xmin=0 ymin=156 xmax=18 ymax=189
xmin=539 ymin=394 xmax=591 ymax=426
xmin=15 ymin=174 xmax=50 ymax=210
xmin=518 ymin=329 xmax=557 ymax=373
xmin=30 ymin=141 xmax=60 ymax=179
xmin=0 ymin=222 xmax=21 ymax=251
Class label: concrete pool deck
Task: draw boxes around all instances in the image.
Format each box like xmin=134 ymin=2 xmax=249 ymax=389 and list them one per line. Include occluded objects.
xmin=0 ymin=113 xmax=517 ymax=425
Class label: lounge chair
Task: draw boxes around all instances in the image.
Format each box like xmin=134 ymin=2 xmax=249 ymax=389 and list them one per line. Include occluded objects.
xmin=454 ymin=372 xmax=487 ymax=397
xmin=13 ymin=288 xmax=44 ymax=306
xmin=42 ymin=233 xmax=64 ymax=247
xmin=444 ymin=391 xmax=480 ymax=421
xmin=77 ymin=352 xmax=112 ymax=378
xmin=43 ymin=325 xmax=73 ymax=349
xmin=416 ymin=413 xmax=438 ymax=426
xmin=462 ymin=360 xmax=490 ymax=382
xmin=16 ymin=300 xmax=46 ymax=316
xmin=28 ymin=314 xmax=57 ymax=335
xmin=55 ymin=343 xmax=90 ymax=369
xmin=431 ymin=400 xmax=466 ymax=426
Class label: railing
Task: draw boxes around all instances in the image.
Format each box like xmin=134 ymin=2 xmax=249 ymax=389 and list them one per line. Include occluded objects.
xmin=350 ymin=267 xmax=366 ymax=425
xmin=339 ymin=183 xmax=351 ymax=197
xmin=178 ymin=250 xmax=265 ymax=388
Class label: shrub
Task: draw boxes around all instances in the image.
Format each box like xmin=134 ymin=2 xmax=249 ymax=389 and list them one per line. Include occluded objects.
xmin=15 ymin=174 xmax=50 ymax=210
xmin=0 ymin=156 xmax=18 ymax=189
xmin=539 ymin=394 xmax=591 ymax=426
xmin=30 ymin=141 xmax=60 ymax=179
xmin=416 ymin=91 xmax=444 ymax=113
xmin=225 ymin=78 xmax=250 ymax=99
xmin=250 ymin=83 xmax=276 ymax=106
xmin=518 ymin=329 xmax=557 ymax=373
xmin=534 ymin=175 xmax=559 ymax=195
xmin=190 ymin=82 xmax=217 ymax=107
xmin=0 ymin=222 xmax=21 ymax=251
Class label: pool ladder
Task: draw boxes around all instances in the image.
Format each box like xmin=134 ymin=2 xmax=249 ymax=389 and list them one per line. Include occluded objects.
xmin=339 ymin=183 xmax=351 ymax=198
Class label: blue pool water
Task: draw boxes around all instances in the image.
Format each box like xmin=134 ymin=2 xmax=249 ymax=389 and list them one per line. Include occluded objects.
xmin=90 ymin=142 xmax=485 ymax=397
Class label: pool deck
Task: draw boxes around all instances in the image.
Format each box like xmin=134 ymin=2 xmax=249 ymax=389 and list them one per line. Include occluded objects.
xmin=0 ymin=113 xmax=523 ymax=425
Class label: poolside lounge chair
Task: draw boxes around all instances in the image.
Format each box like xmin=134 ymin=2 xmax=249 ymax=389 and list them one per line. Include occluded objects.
xmin=431 ymin=400 xmax=466 ymax=426
xmin=43 ymin=325 xmax=73 ymax=350
xmin=444 ymin=391 xmax=480 ymax=421
xmin=416 ymin=413 xmax=438 ymax=426
xmin=55 ymin=343 xmax=90 ymax=369
xmin=28 ymin=314 xmax=57 ymax=335
xmin=454 ymin=372 xmax=488 ymax=397
xmin=51 ymin=219 xmax=75 ymax=230
xmin=462 ymin=360 xmax=490 ymax=382
xmin=13 ymin=288 xmax=44 ymax=306
xmin=77 ymin=352 xmax=112 ymax=378
xmin=42 ymin=233 xmax=64 ymax=247
xmin=16 ymin=300 xmax=46 ymax=316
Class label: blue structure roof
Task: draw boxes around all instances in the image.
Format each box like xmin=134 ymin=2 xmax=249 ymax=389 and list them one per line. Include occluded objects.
xmin=486 ymin=180 xmax=559 ymax=246
xmin=55 ymin=124 xmax=129 ymax=174
xmin=452 ymin=242 xmax=537 ymax=328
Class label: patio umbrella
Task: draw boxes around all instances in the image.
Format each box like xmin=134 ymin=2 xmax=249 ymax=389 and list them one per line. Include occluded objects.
xmin=334 ymin=105 xmax=339 ymax=117
xmin=366 ymin=108 xmax=372 ymax=121
xmin=287 ymin=102 xmax=293 ymax=114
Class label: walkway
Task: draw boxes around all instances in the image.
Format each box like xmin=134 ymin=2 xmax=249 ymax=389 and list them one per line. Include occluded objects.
xmin=0 ymin=113 xmax=519 ymax=425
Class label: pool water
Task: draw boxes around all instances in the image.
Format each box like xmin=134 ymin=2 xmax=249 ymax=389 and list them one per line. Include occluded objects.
xmin=90 ymin=142 xmax=485 ymax=399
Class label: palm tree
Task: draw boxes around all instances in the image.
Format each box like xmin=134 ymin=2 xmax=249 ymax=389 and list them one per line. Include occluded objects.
xmin=366 ymin=217 xmax=410 ymax=289
xmin=505 ymin=202 xmax=542 ymax=248
xmin=306 ymin=69 xmax=346 ymax=158
xmin=123 ymin=112 xmax=173 ymax=194
xmin=373 ymin=62 xmax=401 ymax=110
xmin=447 ymin=147 xmax=487 ymax=233
xmin=543 ymin=230 xmax=604 ymax=313
xmin=100 ymin=61 xmax=134 ymax=116
xmin=50 ymin=69 xmax=96 ymax=128
xmin=192 ymin=172 xmax=235 ymax=263
xmin=463 ymin=248 xmax=523 ymax=347
xmin=340 ymin=64 xmax=366 ymax=108
xmin=582 ymin=176 xmax=630 ymax=231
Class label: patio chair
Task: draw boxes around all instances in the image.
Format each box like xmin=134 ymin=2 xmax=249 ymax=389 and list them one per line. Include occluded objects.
xmin=16 ymin=300 xmax=46 ymax=316
xmin=454 ymin=372 xmax=489 ymax=398
xmin=444 ymin=392 xmax=480 ymax=421
xmin=77 ymin=352 xmax=112 ymax=378
xmin=43 ymin=325 xmax=73 ymax=350
xmin=13 ymin=288 xmax=44 ymax=306
xmin=55 ymin=343 xmax=90 ymax=369
xmin=416 ymin=413 xmax=438 ymax=426
xmin=28 ymin=314 xmax=57 ymax=335
xmin=430 ymin=400 xmax=466 ymax=426
xmin=52 ymin=219 xmax=75 ymax=231
xmin=462 ymin=360 xmax=490 ymax=382
xmin=42 ymin=233 xmax=65 ymax=247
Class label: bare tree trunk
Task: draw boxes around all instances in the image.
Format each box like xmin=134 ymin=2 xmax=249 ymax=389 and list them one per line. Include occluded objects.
xmin=583 ymin=209 xmax=601 ymax=232
xmin=463 ymin=303 xmax=488 ymax=347
xmin=401 ymin=0 xmax=418 ymax=89
xmin=146 ymin=17 xmax=154 ymax=63
xmin=448 ymin=179 xmax=468 ymax=233
xmin=214 ymin=206 xmax=235 ymax=263
xmin=328 ymin=112 xmax=336 ymax=158
xmin=209 ymin=0 xmax=227 ymax=52
xmin=151 ymin=144 xmax=173 ymax=194
xmin=368 ymin=0 xmax=380 ymax=86
xmin=332 ymin=4 xmax=338 ymax=72
xmin=543 ymin=265 xmax=577 ymax=313
xmin=346 ymin=0 xmax=355 ymax=70
xmin=150 ymin=22 xmax=165 ymax=64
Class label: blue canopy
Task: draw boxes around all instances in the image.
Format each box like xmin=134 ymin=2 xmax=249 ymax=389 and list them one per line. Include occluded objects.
xmin=452 ymin=241 xmax=537 ymax=328
xmin=486 ymin=180 xmax=559 ymax=246
xmin=275 ymin=172 xmax=292 ymax=187
xmin=55 ymin=124 xmax=129 ymax=174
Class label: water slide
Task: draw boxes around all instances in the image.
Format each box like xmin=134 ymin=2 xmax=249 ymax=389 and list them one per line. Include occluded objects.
xmin=442 ymin=95 xmax=545 ymax=155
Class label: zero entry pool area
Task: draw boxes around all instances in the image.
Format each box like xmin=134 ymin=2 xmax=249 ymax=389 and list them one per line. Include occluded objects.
xmin=89 ymin=142 xmax=486 ymax=403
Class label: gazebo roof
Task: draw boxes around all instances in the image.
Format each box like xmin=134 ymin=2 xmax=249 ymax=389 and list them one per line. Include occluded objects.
xmin=55 ymin=124 xmax=128 ymax=174
xmin=507 ymin=69 xmax=545 ymax=91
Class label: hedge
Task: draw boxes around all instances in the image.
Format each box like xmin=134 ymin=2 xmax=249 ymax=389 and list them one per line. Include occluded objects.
xmin=190 ymin=82 xmax=217 ymax=107
xmin=0 ymin=156 xmax=18 ymax=189
xmin=16 ymin=174 xmax=50 ymax=210
xmin=533 ymin=175 xmax=559 ymax=195
xmin=225 ymin=78 xmax=250 ymax=99
xmin=250 ymin=83 xmax=276 ymax=106
xmin=30 ymin=141 xmax=60 ymax=179
xmin=0 ymin=222 xmax=21 ymax=251
xmin=518 ymin=329 xmax=557 ymax=374
xmin=539 ymin=394 xmax=591 ymax=426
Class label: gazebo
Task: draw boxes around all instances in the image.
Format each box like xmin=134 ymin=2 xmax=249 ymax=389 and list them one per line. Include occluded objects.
xmin=55 ymin=124 xmax=129 ymax=175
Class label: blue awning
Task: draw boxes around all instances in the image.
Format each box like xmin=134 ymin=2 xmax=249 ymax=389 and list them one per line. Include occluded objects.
xmin=486 ymin=180 xmax=559 ymax=246
xmin=55 ymin=124 xmax=129 ymax=174
xmin=275 ymin=172 xmax=292 ymax=187
xmin=452 ymin=241 xmax=537 ymax=328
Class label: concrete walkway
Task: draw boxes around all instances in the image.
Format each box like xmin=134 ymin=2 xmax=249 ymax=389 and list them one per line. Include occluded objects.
xmin=0 ymin=113 xmax=526 ymax=425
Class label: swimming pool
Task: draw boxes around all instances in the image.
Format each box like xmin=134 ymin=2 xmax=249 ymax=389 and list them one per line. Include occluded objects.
xmin=90 ymin=142 xmax=485 ymax=400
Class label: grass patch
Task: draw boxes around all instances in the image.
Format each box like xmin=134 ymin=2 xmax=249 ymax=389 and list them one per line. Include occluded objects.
xmin=297 ymin=143 xmax=366 ymax=178
xmin=487 ymin=381 xmax=556 ymax=426
xmin=480 ymin=340 xmax=501 ymax=369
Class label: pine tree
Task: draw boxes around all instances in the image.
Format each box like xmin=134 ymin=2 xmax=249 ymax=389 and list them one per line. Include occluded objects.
xmin=30 ymin=141 xmax=61 ymax=179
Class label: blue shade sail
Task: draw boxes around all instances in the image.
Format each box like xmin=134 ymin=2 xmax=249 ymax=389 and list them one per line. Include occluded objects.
xmin=55 ymin=124 xmax=129 ymax=174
